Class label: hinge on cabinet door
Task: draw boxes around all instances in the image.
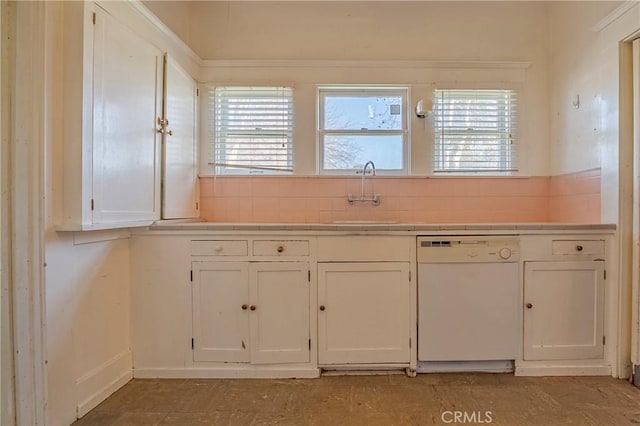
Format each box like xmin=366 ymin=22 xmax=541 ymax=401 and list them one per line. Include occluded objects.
xmin=409 ymin=271 xmax=411 ymax=282
xmin=604 ymin=270 xmax=607 ymax=280
xmin=603 ymin=336 xmax=606 ymax=345
xmin=308 ymin=270 xmax=311 ymax=282
xmin=196 ymin=88 xmax=200 ymax=97
xmin=90 ymin=199 xmax=94 ymax=211
xmin=308 ymin=339 xmax=311 ymax=350
xmin=190 ymin=270 xmax=193 ymax=282
xmin=92 ymin=12 xmax=96 ymax=25
xmin=195 ymin=202 xmax=199 ymax=210
xmin=191 ymin=338 xmax=194 ymax=349
xmin=409 ymin=338 xmax=411 ymax=348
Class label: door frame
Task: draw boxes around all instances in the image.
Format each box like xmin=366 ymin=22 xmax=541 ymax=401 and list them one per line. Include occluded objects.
xmin=630 ymin=33 xmax=640 ymax=384
xmin=3 ymin=1 xmax=48 ymax=424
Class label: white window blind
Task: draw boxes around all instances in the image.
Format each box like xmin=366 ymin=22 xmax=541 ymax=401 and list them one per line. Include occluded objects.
xmin=210 ymin=86 xmax=293 ymax=174
xmin=433 ymin=89 xmax=517 ymax=174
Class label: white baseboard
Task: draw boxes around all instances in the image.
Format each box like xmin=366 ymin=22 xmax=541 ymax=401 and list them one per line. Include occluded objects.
xmin=76 ymin=350 xmax=133 ymax=417
xmin=133 ymin=367 xmax=320 ymax=379
xmin=515 ymin=365 xmax=611 ymax=376
xmin=418 ymin=360 xmax=514 ymax=373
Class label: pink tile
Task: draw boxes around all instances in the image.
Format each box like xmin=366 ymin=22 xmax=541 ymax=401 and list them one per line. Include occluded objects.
xmin=519 ymin=177 xmax=551 ymax=196
xmin=318 ymin=211 xmax=334 ymax=223
xmin=252 ymin=209 xmax=280 ymax=223
xmin=199 ymin=178 xmax=215 ymax=197
xmin=278 ymin=210 xmax=307 ymax=223
xmin=576 ymin=176 xmax=600 ymax=195
xmin=252 ymin=197 xmax=281 ymax=212
xmin=198 ymin=173 xmax=600 ymax=224
xmin=251 ymin=179 xmax=282 ymax=197
xmin=278 ymin=197 xmax=308 ymax=211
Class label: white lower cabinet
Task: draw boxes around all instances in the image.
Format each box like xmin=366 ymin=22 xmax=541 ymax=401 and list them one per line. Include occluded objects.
xmin=317 ymin=262 xmax=411 ymax=365
xmin=523 ymin=260 xmax=605 ymax=361
xmin=192 ymin=261 xmax=310 ymax=364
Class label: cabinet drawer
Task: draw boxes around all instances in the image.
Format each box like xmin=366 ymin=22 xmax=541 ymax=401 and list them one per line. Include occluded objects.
xmin=252 ymin=240 xmax=309 ymax=256
xmin=191 ymin=240 xmax=248 ymax=256
xmin=551 ymin=240 xmax=604 ymax=257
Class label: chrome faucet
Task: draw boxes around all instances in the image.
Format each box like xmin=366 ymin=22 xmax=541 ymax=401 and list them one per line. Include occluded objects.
xmin=347 ymin=160 xmax=380 ymax=206
xmin=361 ymin=160 xmax=376 ymax=199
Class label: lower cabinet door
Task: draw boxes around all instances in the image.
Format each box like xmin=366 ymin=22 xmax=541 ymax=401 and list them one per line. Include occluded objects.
xmin=523 ymin=261 xmax=605 ymax=361
xmin=317 ymin=262 xmax=411 ymax=365
xmin=249 ymin=262 xmax=310 ymax=364
xmin=192 ymin=262 xmax=250 ymax=362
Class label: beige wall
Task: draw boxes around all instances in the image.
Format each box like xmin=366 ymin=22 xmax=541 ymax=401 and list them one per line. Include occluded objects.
xmin=142 ymin=1 xmax=552 ymax=177
xmin=549 ymin=1 xmax=637 ymax=223
xmin=142 ymin=0 xmax=193 ymax=48
xmin=186 ymin=1 xmax=548 ymax=61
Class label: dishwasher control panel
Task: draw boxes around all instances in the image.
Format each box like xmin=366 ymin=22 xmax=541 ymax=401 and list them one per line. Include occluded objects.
xmin=417 ymin=236 xmax=519 ymax=263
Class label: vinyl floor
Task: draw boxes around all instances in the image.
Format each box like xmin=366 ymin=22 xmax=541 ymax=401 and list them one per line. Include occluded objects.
xmin=74 ymin=373 xmax=640 ymax=425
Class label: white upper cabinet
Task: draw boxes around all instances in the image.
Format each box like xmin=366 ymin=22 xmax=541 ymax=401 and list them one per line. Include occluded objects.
xmin=91 ymin=6 xmax=163 ymax=224
xmin=60 ymin=2 xmax=199 ymax=230
xmin=162 ymin=55 xmax=199 ymax=219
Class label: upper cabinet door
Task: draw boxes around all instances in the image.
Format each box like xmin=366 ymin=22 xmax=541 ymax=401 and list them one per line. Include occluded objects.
xmin=162 ymin=55 xmax=199 ymax=219
xmin=91 ymin=7 xmax=162 ymax=224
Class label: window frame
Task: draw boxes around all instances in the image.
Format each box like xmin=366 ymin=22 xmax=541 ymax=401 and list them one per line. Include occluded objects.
xmin=317 ymin=86 xmax=409 ymax=175
xmin=431 ymin=87 xmax=518 ymax=176
xmin=210 ymin=85 xmax=294 ymax=176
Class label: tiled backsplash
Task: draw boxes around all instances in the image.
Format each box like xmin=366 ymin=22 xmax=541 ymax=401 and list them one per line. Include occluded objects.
xmin=199 ymin=170 xmax=600 ymax=224
xmin=549 ymin=169 xmax=601 ymax=223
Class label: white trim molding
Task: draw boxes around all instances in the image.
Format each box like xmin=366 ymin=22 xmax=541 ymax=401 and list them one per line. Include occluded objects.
xmin=127 ymin=0 xmax=202 ymax=67
xmin=75 ymin=350 xmax=133 ymax=418
xmin=202 ymin=59 xmax=532 ymax=70
xmin=591 ymin=1 xmax=640 ymax=33
xmin=11 ymin=1 xmax=48 ymax=424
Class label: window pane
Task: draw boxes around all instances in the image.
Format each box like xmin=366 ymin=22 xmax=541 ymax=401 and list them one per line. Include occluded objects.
xmin=323 ymin=95 xmax=403 ymax=130
xmin=433 ymin=89 xmax=517 ymax=173
xmin=323 ymin=134 xmax=404 ymax=170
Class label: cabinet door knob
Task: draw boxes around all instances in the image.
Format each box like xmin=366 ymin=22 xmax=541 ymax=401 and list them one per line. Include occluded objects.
xmin=526 ymin=303 xmax=533 ymax=309
xmin=277 ymin=245 xmax=285 ymax=253
xmin=250 ymin=305 xmax=256 ymax=311
xmin=576 ymin=245 xmax=584 ymax=252
xmin=319 ymin=305 xmax=325 ymax=311
xmin=241 ymin=304 xmax=248 ymax=310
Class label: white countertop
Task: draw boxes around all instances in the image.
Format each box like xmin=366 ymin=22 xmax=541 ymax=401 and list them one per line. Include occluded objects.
xmin=147 ymin=221 xmax=616 ymax=232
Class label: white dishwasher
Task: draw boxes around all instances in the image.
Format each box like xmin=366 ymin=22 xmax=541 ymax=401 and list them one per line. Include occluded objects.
xmin=417 ymin=236 xmax=519 ymax=373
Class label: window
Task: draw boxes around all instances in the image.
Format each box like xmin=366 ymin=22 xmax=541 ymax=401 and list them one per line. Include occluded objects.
xmin=318 ymin=87 xmax=408 ymax=174
xmin=433 ymin=89 xmax=517 ymax=174
xmin=210 ymin=86 xmax=293 ymax=174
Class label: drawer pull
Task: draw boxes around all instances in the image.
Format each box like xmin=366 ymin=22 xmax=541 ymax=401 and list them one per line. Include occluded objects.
xmin=526 ymin=303 xmax=533 ymax=309
xmin=576 ymin=245 xmax=584 ymax=252
xmin=214 ymin=245 xmax=223 ymax=253
xmin=319 ymin=305 xmax=326 ymax=311
xmin=241 ymin=304 xmax=248 ymax=310
xmin=250 ymin=305 xmax=256 ymax=311
xmin=277 ymin=245 xmax=285 ymax=253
